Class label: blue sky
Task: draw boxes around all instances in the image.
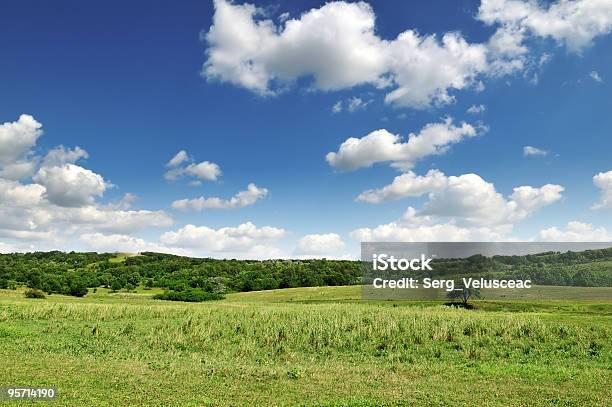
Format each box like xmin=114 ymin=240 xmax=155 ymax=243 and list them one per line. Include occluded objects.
xmin=0 ymin=0 xmax=611 ymax=258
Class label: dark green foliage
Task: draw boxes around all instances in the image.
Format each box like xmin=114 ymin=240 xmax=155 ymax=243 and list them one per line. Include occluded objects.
xmin=446 ymin=281 xmax=481 ymax=305
xmin=0 ymin=251 xmax=361 ymax=297
xmin=153 ymin=289 xmax=225 ymax=302
xmin=1 ymin=249 xmax=611 ymax=300
xmin=24 ymin=288 xmax=46 ymax=299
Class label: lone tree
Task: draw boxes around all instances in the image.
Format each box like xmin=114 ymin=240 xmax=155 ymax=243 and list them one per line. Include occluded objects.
xmin=447 ymin=281 xmax=481 ymax=306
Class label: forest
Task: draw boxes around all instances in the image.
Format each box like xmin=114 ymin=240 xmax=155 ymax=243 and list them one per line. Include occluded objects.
xmin=0 ymin=248 xmax=611 ymax=298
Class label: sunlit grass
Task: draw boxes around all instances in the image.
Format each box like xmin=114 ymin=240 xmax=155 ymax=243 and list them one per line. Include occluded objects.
xmin=0 ymin=287 xmax=610 ymax=406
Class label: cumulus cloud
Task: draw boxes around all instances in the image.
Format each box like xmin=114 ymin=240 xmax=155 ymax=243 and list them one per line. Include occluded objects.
xmin=164 ymin=150 xmax=221 ymax=182
xmin=351 ymin=210 xmax=513 ymax=242
xmin=33 ymin=164 xmax=109 ymax=207
xmin=523 ymin=145 xmax=549 ymax=157
xmin=592 ymin=170 xmax=612 ymax=210
xmin=0 ymin=114 xmax=174 ymax=251
xmin=202 ymin=1 xmax=612 ymax=107
xmin=0 ymin=114 xmax=43 ymax=180
xmin=539 ymin=221 xmax=612 ymax=241
xmin=171 ymin=183 xmax=268 ymax=211
xmin=42 ymin=146 xmax=89 ymax=167
xmin=203 ymin=0 xmax=488 ymax=109
xmin=357 ymin=169 xmax=447 ymax=203
xmin=478 ymin=0 xmax=612 ymax=53
xmin=79 ymin=233 xmax=182 ymax=254
xmin=0 ymin=114 xmax=43 ymax=167
xmin=356 ymin=170 xmax=563 ymax=224
xmin=160 ymin=222 xmax=286 ymax=254
xmin=326 ymin=118 xmax=480 ymax=171
xmin=295 ymin=233 xmax=344 ymax=255
xmin=0 ymin=161 xmax=37 ymax=181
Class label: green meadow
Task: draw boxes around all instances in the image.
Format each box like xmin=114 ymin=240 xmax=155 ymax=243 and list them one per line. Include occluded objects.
xmin=1 ymin=286 xmax=610 ymax=406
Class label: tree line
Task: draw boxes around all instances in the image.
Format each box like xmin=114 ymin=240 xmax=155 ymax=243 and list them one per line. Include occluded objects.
xmin=0 ymin=249 xmax=610 ymax=298
xmin=0 ymin=251 xmax=361 ymax=297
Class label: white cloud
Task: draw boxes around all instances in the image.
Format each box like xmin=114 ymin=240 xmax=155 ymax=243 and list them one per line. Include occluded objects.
xmin=42 ymin=146 xmax=89 ymax=167
xmin=539 ymin=221 xmax=612 ymax=241
xmin=592 ymin=170 xmax=612 ymax=210
xmin=79 ymin=233 xmax=182 ymax=255
xmin=357 ymin=169 xmax=447 ymax=203
xmin=590 ymin=70 xmax=603 ymax=82
xmin=183 ymin=161 xmax=222 ymax=181
xmin=467 ymin=104 xmax=486 ymax=114
xmin=331 ymin=101 xmax=343 ymax=113
xmin=523 ymin=145 xmax=549 ymax=157
xmin=486 ymin=24 xmax=528 ymax=76
xmin=160 ymin=222 xmax=286 ymax=253
xmin=56 ymin=207 xmax=173 ymax=234
xmin=351 ymin=217 xmax=512 ymax=242
xmin=0 ymin=161 xmax=37 ymax=181
xmin=295 ymin=233 xmax=344 ymax=255
xmin=356 ymin=170 xmax=563 ymax=225
xmin=203 ymin=1 xmax=612 ymax=108
xmin=172 ymin=183 xmax=268 ymax=211
xmin=203 ymin=0 xmax=488 ymax=109
xmin=0 ymin=114 xmax=43 ymax=167
xmin=326 ymin=118 xmax=479 ymax=171
xmin=347 ymin=97 xmax=371 ymax=112
xmin=167 ymin=150 xmax=190 ymax=167
xmin=384 ymin=31 xmax=487 ymax=108
xmin=33 ymin=164 xmax=109 ymax=207
xmin=0 ymin=114 xmax=175 ymax=251
xmin=331 ymin=97 xmax=372 ymax=113
xmin=478 ymin=0 xmax=612 ymax=52
xmin=164 ymin=150 xmax=221 ymax=182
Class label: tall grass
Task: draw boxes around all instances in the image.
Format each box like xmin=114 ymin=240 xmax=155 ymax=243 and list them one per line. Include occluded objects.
xmin=1 ymin=294 xmax=610 ymax=406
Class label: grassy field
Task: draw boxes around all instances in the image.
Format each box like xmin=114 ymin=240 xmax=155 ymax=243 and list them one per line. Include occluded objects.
xmin=0 ymin=287 xmax=610 ymax=406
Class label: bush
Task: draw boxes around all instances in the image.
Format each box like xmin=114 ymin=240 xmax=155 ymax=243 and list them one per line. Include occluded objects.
xmin=153 ymin=289 xmax=225 ymax=303
xmin=24 ymin=288 xmax=46 ymax=299
xmin=67 ymin=282 xmax=88 ymax=297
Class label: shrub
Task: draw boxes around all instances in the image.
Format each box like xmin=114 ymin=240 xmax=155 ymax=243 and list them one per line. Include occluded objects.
xmin=153 ymin=289 xmax=225 ymax=302
xmin=68 ymin=282 xmax=88 ymax=297
xmin=24 ymin=288 xmax=46 ymax=299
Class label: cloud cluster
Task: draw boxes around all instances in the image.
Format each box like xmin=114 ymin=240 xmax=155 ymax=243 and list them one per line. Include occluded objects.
xmin=539 ymin=221 xmax=612 ymax=241
xmin=295 ymin=233 xmax=344 ymax=255
xmin=203 ymin=1 xmax=612 ymax=108
xmin=351 ymin=207 xmax=513 ymax=242
xmin=357 ymin=169 xmax=563 ymax=224
xmin=326 ymin=118 xmax=480 ymax=171
xmin=0 ymin=114 xmax=174 ymax=252
xmin=171 ymin=183 xmax=268 ymax=211
xmin=203 ymin=0 xmax=488 ymax=108
xmin=160 ymin=222 xmax=286 ymax=256
xmin=478 ymin=0 xmax=612 ymax=53
xmin=0 ymin=114 xmax=293 ymax=258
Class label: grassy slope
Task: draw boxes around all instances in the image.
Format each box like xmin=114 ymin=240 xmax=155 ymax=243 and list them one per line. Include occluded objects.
xmin=0 ymin=287 xmax=610 ymax=406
